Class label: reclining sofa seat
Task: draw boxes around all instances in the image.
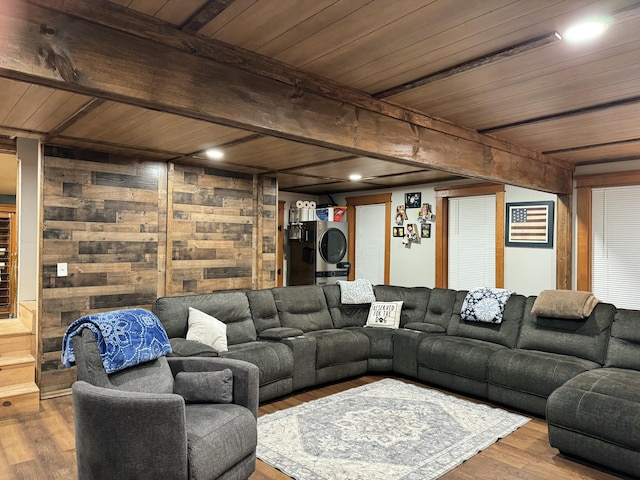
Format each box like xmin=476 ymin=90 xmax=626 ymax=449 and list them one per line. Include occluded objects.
xmin=152 ymin=291 xmax=294 ymax=402
xmin=546 ymin=308 xmax=640 ymax=477
xmin=416 ymin=292 xmax=527 ymax=399
xmin=270 ymin=285 xmax=371 ymax=386
xmin=392 ymin=287 xmax=458 ymax=378
xmin=487 ymin=297 xmax=615 ymax=417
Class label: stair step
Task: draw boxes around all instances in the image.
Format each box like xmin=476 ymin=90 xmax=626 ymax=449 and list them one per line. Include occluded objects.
xmin=0 ymin=355 xmax=35 ymax=386
xmin=0 ymin=383 xmax=40 ymax=419
xmin=0 ymin=319 xmax=33 ymax=357
xmin=0 ymin=319 xmax=31 ymax=337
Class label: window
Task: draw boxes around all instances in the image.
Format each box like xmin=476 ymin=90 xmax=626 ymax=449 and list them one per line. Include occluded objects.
xmin=591 ymin=185 xmax=640 ymax=309
xmin=448 ymin=195 xmax=496 ymax=289
xmin=435 ymin=183 xmax=504 ymax=289
xmin=576 ymin=170 xmax=640 ymax=308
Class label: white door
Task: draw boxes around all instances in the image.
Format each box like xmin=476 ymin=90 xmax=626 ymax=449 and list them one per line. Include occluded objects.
xmin=355 ymin=203 xmax=386 ymax=284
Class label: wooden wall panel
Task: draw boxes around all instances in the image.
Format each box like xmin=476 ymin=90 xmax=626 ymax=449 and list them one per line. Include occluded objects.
xmin=40 ymin=156 xmax=166 ymax=395
xmin=40 ymin=156 xmax=277 ymax=395
xmin=168 ymin=165 xmax=277 ymax=295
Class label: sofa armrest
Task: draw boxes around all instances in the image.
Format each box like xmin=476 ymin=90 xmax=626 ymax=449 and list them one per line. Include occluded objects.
xmin=259 ymin=327 xmax=305 ymax=340
xmin=167 ymin=357 xmax=259 ymax=418
xmin=72 ymin=381 xmax=188 ymax=480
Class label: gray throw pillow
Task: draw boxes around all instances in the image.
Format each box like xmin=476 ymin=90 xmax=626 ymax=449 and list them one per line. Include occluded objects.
xmin=174 ymin=369 xmax=233 ymax=404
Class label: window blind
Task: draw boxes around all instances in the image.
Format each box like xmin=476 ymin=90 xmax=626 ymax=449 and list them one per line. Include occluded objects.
xmin=592 ymin=185 xmax=640 ymax=309
xmin=448 ymin=195 xmax=495 ymax=290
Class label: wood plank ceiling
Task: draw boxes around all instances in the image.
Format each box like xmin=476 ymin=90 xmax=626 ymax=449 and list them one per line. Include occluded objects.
xmin=1 ymin=0 xmax=639 ymax=195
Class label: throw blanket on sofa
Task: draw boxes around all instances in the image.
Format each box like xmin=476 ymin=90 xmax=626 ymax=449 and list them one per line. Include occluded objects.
xmin=62 ymin=308 xmax=172 ymax=374
xmin=461 ymin=287 xmax=514 ymax=324
xmin=531 ymin=289 xmax=600 ymax=319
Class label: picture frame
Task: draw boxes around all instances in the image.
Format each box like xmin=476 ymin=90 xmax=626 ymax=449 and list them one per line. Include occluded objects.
xmin=421 ymin=223 xmax=431 ymax=238
xmin=393 ymin=226 xmax=404 ymax=237
xmin=505 ymin=201 xmax=554 ymax=248
xmin=405 ymin=192 xmax=421 ymax=208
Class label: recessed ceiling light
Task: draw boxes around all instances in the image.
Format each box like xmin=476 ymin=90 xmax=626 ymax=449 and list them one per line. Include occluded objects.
xmin=205 ymin=148 xmax=224 ymax=160
xmin=349 ymin=174 xmax=362 ymax=181
xmin=564 ymin=17 xmax=610 ymax=42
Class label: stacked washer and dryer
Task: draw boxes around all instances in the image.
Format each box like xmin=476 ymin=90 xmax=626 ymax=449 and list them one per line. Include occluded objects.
xmin=288 ymin=219 xmax=350 ymax=286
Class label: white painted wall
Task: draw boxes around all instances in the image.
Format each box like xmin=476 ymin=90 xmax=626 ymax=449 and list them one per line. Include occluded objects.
xmin=503 ymin=186 xmax=557 ymax=296
xmin=330 ymin=182 xmax=558 ymax=295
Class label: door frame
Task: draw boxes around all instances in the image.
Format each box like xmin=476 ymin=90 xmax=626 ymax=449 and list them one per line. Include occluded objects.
xmin=345 ymin=193 xmax=391 ymax=284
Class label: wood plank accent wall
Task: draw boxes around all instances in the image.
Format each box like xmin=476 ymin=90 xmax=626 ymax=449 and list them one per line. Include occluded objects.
xmin=168 ymin=165 xmax=276 ymax=295
xmin=40 ymin=155 xmax=277 ymax=396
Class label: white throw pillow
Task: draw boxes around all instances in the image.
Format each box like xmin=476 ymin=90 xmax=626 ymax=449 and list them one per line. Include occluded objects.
xmin=365 ymin=301 xmax=403 ymax=329
xmin=337 ymin=279 xmax=376 ymax=304
xmin=186 ymin=307 xmax=228 ymax=352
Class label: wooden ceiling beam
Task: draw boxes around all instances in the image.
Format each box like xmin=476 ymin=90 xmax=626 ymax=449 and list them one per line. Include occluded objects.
xmin=0 ymin=1 xmax=573 ymax=194
xmin=44 ymin=98 xmax=106 ymax=142
xmin=180 ymin=0 xmax=235 ymax=33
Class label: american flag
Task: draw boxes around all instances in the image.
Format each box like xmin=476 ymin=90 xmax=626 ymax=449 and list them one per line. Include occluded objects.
xmin=509 ymin=205 xmax=549 ymax=243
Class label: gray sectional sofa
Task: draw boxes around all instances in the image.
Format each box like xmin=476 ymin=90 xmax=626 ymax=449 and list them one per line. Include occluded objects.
xmin=151 ymin=284 xmax=639 ymax=478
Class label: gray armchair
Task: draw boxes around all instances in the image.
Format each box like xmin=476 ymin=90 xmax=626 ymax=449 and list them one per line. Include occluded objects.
xmin=71 ymin=329 xmax=259 ymax=480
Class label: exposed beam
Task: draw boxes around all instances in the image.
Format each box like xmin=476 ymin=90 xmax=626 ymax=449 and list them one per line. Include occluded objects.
xmin=481 ymin=96 xmax=640 ymax=134
xmin=44 ymin=98 xmax=106 ymax=142
xmin=374 ymin=32 xmax=561 ymax=99
xmin=544 ymin=137 xmax=640 ymax=155
xmin=0 ymin=1 xmax=573 ymax=194
xmin=180 ymin=0 xmax=235 ymax=33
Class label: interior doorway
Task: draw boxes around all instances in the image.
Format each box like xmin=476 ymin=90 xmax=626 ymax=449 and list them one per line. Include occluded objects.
xmin=0 ymin=153 xmax=18 ymax=318
xmin=346 ymin=193 xmax=391 ymax=285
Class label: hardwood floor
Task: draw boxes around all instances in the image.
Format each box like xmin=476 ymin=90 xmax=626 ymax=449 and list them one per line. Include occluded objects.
xmin=0 ymin=375 xmax=628 ymax=480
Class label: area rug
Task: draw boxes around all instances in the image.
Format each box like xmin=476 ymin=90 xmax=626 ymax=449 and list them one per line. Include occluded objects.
xmin=257 ymin=378 xmax=529 ymax=480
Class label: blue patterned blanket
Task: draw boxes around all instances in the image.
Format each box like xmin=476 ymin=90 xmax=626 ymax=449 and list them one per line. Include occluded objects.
xmin=62 ymin=308 xmax=172 ymax=374
xmin=461 ymin=287 xmax=514 ymax=324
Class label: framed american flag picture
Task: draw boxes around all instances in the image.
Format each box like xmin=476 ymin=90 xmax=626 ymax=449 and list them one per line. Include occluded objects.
xmin=505 ymin=201 xmax=554 ymax=248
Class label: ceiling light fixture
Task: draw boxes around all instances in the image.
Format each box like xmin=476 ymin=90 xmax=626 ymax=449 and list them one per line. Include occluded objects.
xmin=205 ymin=148 xmax=224 ymax=160
xmin=564 ymin=17 xmax=611 ymax=42
xmin=349 ymin=174 xmax=362 ymax=181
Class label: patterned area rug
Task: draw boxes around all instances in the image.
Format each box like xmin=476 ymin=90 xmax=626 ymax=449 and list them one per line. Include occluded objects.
xmin=257 ymin=378 xmax=529 ymax=480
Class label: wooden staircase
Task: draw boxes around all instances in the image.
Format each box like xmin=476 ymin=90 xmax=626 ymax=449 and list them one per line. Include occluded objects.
xmin=0 ymin=302 xmax=39 ymax=419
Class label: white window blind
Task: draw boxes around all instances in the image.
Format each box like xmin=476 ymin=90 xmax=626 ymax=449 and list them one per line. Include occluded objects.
xmin=355 ymin=204 xmax=385 ymax=284
xmin=448 ymin=195 xmax=495 ymax=290
xmin=591 ymin=185 xmax=640 ymax=309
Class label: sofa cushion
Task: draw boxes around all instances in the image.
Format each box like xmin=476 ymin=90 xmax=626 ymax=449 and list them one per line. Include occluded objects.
xmin=488 ymin=349 xmax=601 ymax=398
xmin=605 ymin=309 xmax=640 ymax=369
xmin=221 ymin=341 xmax=293 ymax=386
xmin=418 ymin=336 xmax=507 ymax=382
xmin=185 ymin=403 xmax=257 ymax=480
xmin=447 ymin=294 xmax=526 ymax=348
xmin=516 ymin=297 xmax=615 ymax=364
xmin=152 ymin=291 xmax=257 ymax=345
xmin=169 ymin=338 xmax=218 ymax=357
xmin=547 ymin=368 xmax=640 ymax=452
xmin=373 ymin=285 xmax=430 ymax=327
xmin=247 ymin=289 xmax=281 ymax=334
xmin=272 ymin=285 xmax=334 ymax=332
xmin=423 ymin=288 xmax=458 ymax=329
xmin=305 ymin=329 xmax=370 ymax=369
xmin=403 ymin=323 xmax=446 ymax=334
xmin=323 ymin=284 xmax=370 ymax=328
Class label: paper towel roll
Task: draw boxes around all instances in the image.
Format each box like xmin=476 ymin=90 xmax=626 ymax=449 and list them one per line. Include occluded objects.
xmin=303 ymin=201 xmax=310 ymax=208
xmin=296 ymin=200 xmax=304 ymax=208
xmin=309 ymin=201 xmax=316 ymax=209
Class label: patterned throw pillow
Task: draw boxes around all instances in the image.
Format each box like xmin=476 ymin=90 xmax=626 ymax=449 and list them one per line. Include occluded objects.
xmin=460 ymin=287 xmax=513 ymax=324
xmin=337 ymin=279 xmax=376 ymax=304
xmin=365 ymin=301 xmax=403 ymax=329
